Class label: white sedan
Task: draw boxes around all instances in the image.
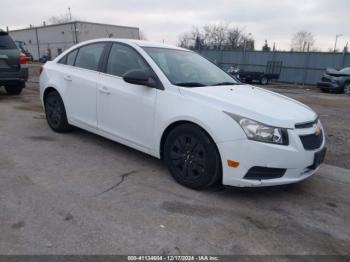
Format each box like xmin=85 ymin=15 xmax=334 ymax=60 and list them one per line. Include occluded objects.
xmin=39 ymin=39 xmax=326 ymax=189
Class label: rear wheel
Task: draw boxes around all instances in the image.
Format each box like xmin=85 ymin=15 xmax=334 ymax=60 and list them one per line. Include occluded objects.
xmin=344 ymin=83 xmax=350 ymax=95
xmin=164 ymin=123 xmax=221 ymax=189
xmin=5 ymin=82 xmax=24 ymax=95
xmin=260 ymin=76 xmax=269 ymax=85
xmin=44 ymin=91 xmax=72 ymax=133
xmin=321 ymin=88 xmax=329 ymax=93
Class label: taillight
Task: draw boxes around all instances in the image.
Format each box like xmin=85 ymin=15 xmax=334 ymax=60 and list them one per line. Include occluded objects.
xmin=19 ymin=54 xmax=27 ymax=65
xmin=39 ymin=66 xmax=44 ymax=75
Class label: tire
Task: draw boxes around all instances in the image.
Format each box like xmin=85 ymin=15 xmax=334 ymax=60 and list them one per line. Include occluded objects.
xmin=164 ymin=123 xmax=222 ymax=189
xmin=344 ymin=83 xmax=350 ymax=95
xmin=321 ymin=88 xmax=329 ymax=93
xmin=260 ymin=76 xmax=269 ymax=85
xmin=44 ymin=91 xmax=72 ymax=133
xmin=5 ymin=83 xmax=24 ymax=95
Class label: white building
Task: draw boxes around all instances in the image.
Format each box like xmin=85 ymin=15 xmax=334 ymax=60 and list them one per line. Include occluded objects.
xmin=9 ymin=21 xmax=140 ymax=60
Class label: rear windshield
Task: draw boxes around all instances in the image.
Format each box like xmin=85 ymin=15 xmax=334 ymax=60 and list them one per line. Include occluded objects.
xmin=0 ymin=34 xmax=17 ymax=49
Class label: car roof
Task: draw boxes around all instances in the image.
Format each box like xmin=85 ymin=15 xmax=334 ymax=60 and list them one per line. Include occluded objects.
xmin=77 ymin=38 xmax=188 ymax=51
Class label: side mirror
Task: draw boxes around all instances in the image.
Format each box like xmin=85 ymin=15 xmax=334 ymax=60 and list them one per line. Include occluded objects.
xmin=122 ymin=69 xmax=157 ymax=88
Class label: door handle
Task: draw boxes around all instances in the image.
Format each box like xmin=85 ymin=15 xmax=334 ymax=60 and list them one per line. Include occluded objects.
xmin=64 ymin=75 xmax=72 ymax=82
xmin=98 ymin=86 xmax=111 ymax=95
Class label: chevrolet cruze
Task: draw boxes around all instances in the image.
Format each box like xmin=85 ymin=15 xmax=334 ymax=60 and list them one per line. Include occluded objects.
xmin=39 ymin=39 xmax=326 ymax=189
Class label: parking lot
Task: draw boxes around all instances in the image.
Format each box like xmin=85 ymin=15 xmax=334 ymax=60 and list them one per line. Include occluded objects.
xmin=0 ymin=64 xmax=349 ymax=255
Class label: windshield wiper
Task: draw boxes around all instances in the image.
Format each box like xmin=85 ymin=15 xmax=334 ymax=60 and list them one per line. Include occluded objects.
xmin=175 ymin=82 xmax=207 ymax=87
xmin=212 ymin=82 xmax=239 ymax=86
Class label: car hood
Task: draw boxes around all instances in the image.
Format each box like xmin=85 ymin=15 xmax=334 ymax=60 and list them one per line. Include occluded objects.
xmin=179 ymin=84 xmax=317 ymax=128
xmin=325 ymin=68 xmax=350 ymax=77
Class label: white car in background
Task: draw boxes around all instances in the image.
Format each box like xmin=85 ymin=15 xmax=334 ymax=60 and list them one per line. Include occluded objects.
xmin=39 ymin=39 xmax=326 ymax=189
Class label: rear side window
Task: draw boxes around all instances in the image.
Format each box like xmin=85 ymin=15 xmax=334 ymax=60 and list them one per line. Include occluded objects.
xmin=0 ymin=34 xmax=17 ymax=49
xmin=66 ymin=49 xmax=78 ymax=66
xmin=75 ymin=43 xmax=105 ymax=71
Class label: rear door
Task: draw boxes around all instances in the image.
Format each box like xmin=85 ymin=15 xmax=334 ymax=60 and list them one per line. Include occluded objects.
xmin=64 ymin=43 xmax=106 ymax=129
xmin=0 ymin=32 xmax=20 ymax=73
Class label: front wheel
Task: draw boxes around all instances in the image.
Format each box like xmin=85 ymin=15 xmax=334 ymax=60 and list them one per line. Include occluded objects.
xmin=164 ymin=124 xmax=222 ymax=189
xmin=44 ymin=91 xmax=72 ymax=133
xmin=344 ymin=83 xmax=350 ymax=95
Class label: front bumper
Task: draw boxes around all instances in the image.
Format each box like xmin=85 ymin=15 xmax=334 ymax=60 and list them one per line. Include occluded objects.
xmin=218 ymin=126 xmax=326 ymax=187
xmin=317 ymin=81 xmax=343 ymax=91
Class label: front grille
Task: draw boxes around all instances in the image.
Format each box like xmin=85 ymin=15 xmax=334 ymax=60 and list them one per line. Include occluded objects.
xmin=244 ymin=167 xmax=286 ymax=180
xmin=295 ymin=118 xmax=318 ymax=129
xmin=299 ymin=130 xmax=323 ymax=150
xmin=321 ymin=76 xmax=331 ymax=82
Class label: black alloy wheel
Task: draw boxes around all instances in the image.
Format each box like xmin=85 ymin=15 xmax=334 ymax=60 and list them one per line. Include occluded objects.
xmin=44 ymin=91 xmax=72 ymax=132
xmin=164 ymin=123 xmax=221 ymax=189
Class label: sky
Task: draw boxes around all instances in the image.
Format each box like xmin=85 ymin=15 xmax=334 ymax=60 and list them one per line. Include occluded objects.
xmin=1 ymin=0 xmax=349 ymax=51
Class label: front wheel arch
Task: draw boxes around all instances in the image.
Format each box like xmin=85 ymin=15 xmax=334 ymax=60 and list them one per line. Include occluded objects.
xmin=344 ymin=82 xmax=350 ymax=94
xmin=159 ymin=120 xmax=221 ymax=162
xmin=162 ymin=122 xmax=223 ymax=189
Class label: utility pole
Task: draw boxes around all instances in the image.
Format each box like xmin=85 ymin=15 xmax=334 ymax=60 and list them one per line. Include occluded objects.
xmin=68 ymin=7 xmax=72 ymax=21
xmin=334 ymin=34 xmax=343 ymax=52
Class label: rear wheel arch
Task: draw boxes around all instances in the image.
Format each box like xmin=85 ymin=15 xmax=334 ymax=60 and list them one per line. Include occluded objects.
xmin=43 ymin=87 xmax=68 ymax=110
xmin=43 ymin=87 xmax=71 ymax=123
xmin=43 ymin=86 xmax=59 ymax=102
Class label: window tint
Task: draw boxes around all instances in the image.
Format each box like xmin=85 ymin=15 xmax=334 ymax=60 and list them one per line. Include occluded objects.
xmin=75 ymin=43 xmax=105 ymax=71
xmin=106 ymin=43 xmax=150 ymax=77
xmin=58 ymin=56 xmax=67 ymax=64
xmin=0 ymin=34 xmax=17 ymax=49
xmin=66 ymin=49 xmax=78 ymax=66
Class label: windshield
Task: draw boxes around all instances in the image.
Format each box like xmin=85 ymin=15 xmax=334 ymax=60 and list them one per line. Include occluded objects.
xmin=143 ymin=47 xmax=238 ymax=87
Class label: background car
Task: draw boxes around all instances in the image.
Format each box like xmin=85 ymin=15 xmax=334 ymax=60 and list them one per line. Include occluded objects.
xmin=0 ymin=30 xmax=28 ymax=95
xmin=317 ymin=67 xmax=350 ymax=94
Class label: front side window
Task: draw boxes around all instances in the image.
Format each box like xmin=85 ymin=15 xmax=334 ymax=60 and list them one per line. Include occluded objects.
xmin=75 ymin=43 xmax=105 ymax=71
xmin=106 ymin=43 xmax=150 ymax=77
xmin=143 ymin=47 xmax=237 ymax=87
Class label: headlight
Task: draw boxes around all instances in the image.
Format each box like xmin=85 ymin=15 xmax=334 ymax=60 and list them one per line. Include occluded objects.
xmin=225 ymin=112 xmax=289 ymax=145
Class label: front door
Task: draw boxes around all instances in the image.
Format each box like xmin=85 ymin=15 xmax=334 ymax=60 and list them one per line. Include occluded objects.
xmin=97 ymin=43 xmax=157 ymax=150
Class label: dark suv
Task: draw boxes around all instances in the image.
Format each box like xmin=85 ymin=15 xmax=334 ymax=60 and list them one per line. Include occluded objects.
xmin=0 ymin=30 xmax=28 ymax=95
